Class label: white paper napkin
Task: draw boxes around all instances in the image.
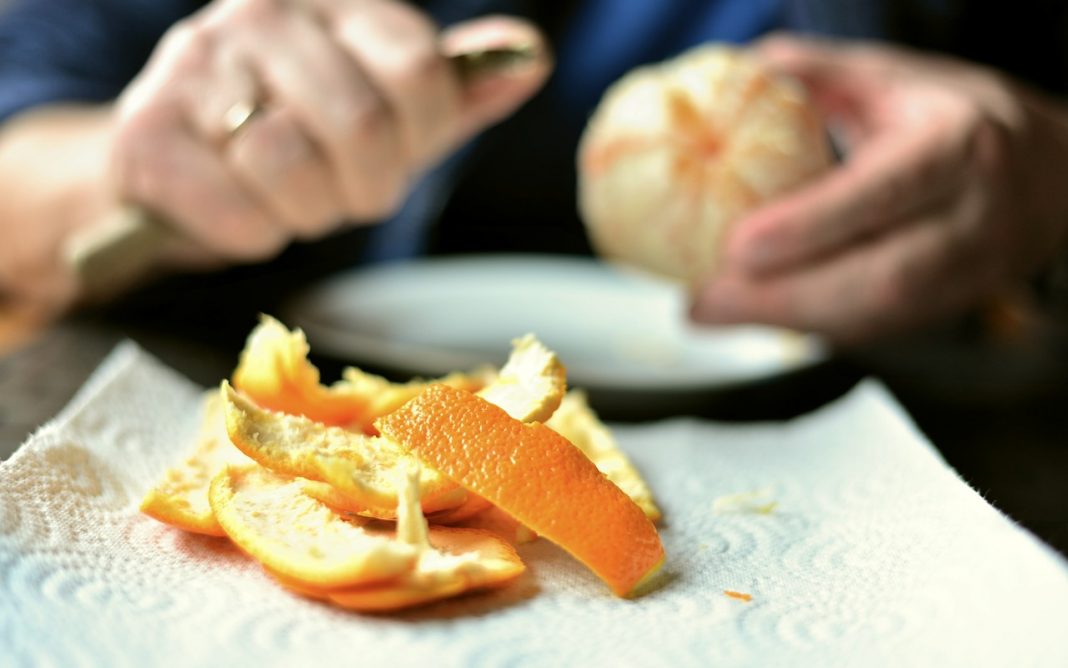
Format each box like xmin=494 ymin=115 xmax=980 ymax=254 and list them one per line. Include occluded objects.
xmin=1 ymin=342 xmax=1066 ymax=668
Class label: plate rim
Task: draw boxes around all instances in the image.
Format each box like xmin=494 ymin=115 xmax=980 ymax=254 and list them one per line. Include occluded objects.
xmin=283 ymin=253 xmax=827 ymax=392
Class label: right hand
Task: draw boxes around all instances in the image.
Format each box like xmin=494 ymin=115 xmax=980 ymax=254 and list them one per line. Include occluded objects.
xmin=110 ymin=0 xmax=550 ymax=266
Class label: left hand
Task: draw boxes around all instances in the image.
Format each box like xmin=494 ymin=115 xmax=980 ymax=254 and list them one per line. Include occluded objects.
xmin=689 ymin=34 xmax=1068 ymax=344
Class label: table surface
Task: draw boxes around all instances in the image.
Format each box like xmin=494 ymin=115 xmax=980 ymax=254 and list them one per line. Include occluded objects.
xmin=2 ymin=302 xmax=1067 ymax=559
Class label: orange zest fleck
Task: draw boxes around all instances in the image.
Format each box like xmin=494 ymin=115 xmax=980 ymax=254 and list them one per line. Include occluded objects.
xmin=724 ymin=590 xmax=753 ymax=602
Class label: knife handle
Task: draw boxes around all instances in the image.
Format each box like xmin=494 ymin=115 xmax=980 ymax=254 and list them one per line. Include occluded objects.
xmin=66 ymin=44 xmax=538 ymax=299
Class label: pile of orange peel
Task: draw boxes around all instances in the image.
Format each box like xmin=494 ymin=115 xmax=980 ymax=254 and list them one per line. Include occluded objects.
xmin=141 ymin=315 xmax=664 ymax=612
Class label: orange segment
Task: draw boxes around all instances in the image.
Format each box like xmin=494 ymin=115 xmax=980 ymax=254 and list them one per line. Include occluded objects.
xmin=376 ymin=384 xmax=665 ymax=597
xmin=222 ymin=380 xmax=465 ymax=515
xmin=546 ymin=390 xmax=661 ymax=522
xmin=208 ymin=464 xmax=418 ymax=588
xmin=140 ymin=390 xmax=253 ymax=536
xmin=475 ymin=334 xmax=566 ymax=423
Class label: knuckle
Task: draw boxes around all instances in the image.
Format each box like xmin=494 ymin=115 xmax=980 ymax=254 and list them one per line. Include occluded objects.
xmin=335 ymin=93 xmax=390 ymax=142
xmin=393 ymin=40 xmax=446 ymax=86
xmin=159 ymin=17 xmax=214 ymax=64
xmin=214 ymin=208 xmax=286 ymax=260
xmin=220 ymin=0 xmax=280 ymax=23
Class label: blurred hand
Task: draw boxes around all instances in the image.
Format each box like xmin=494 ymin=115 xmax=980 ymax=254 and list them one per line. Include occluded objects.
xmin=690 ymin=34 xmax=1068 ymax=344
xmin=111 ymin=0 xmax=550 ymax=265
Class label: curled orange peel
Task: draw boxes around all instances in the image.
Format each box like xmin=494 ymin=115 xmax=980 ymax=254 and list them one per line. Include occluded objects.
xmin=376 ymin=384 xmax=665 ymax=597
xmin=222 ymin=380 xmax=465 ymax=515
xmin=340 ymin=366 xmax=492 ymax=435
xmin=475 ymin=333 xmax=567 ymax=424
xmin=140 ymin=390 xmax=253 ymax=536
xmin=546 ymin=390 xmax=662 ymax=522
xmin=231 ymin=315 xmax=370 ymax=427
xmin=208 ymin=464 xmax=418 ymax=588
xmin=264 ymin=467 xmax=525 ymax=611
xmin=221 ymin=334 xmax=568 ymax=518
xmin=232 ymin=315 xmax=493 ymax=431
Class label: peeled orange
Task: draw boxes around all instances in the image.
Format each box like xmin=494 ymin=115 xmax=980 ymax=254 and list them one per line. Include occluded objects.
xmin=578 ymin=45 xmax=831 ymax=281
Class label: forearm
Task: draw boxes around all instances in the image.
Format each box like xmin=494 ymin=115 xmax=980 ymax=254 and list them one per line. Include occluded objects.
xmin=0 ymin=104 xmax=115 ymax=309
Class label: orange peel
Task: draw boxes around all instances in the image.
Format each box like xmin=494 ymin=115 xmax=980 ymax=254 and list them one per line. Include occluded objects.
xmin=232 ymin=315 xmax=370 ymax=426
xmin=232 ymin=315 xmax=492 ymax=431
xmin=546 ymin=390 xmax=661 ymax=521
xmin=208 ymin=464 xmax=418 ymax=588
xmin=341 ymin=365 xmax=492 ymax=434
xmin=223 ymin=380 xmax=466 ymax=514
xmin=376 ymin=384 xmax=665 ymax=597
xmin=140 ymin=390 xmax=253 ymax=536
xmin=266 ymin=467 xmax=525 ymax=611
xmin=222 ymin=334 xmax=567 ymax=518
xmin=475 ymin=333 xmax=566 ymax=424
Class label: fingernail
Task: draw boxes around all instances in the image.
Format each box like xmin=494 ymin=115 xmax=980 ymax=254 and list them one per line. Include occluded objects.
xmin=450 ymin=43 xmax=540 ymax=82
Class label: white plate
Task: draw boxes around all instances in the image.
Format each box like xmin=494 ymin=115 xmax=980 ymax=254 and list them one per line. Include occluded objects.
xmin=285 ymin=254 xmax=825 ymax=392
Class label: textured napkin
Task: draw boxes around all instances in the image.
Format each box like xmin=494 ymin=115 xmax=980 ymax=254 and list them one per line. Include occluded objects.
xmin=2 ymin=342 xmax=1067 ymax=668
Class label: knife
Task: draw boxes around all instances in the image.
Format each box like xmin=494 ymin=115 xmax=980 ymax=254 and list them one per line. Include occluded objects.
xmin=64 ymin=44 xmax=538 ymax=299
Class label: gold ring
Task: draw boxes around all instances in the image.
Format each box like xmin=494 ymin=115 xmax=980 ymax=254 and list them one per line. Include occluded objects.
xmin=223 ymin=100 xmax=260 ymax=138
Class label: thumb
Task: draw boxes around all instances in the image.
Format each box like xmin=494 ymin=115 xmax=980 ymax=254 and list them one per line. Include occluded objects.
xmin=441 ymin=16 xmax=552 ymax=138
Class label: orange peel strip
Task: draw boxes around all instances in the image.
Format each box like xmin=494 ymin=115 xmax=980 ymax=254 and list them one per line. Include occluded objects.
xmin=341 ymin=366 xmax=492 ymax=435
xmin=546 ymin=390 xmax=661 ymax=521
xmin=232 ymin=315 xmax=492 ymax=431
xmin=424 ymin=493 xmax=495 ymax=525
xmin=223 ymin=380 xmax=465 ymax=514
xmin=376 ymin=384 xmax=665 ymax=597
xmin=231 ymin=315 xmax=371 ymax=426
xmin=266 ymin=527 xmax=524 ymax=611
xmin=455 ymin=506 xmax=539 ymax=545
xmin=208 ymin=464 xmax=418 ymax=588
xmin=267 ymin=468 xmax=524 ymax=611
xmin=222 ymin=334 xmax=567 ymax=518
xmin=140 ymin=390 xmax=253 ymax=536
xmin=325 ymin=527 xmax=525 ymax=611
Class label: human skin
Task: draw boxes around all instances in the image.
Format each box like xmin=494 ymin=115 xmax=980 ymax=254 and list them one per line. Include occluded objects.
xmin=0 ymin=0 xmax=550 ymax=310
xmin=691 ymin=35 xmax=1068 ymax=344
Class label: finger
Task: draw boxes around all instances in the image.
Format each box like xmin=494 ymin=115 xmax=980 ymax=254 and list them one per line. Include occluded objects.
xmin=725 ymin=119 xmax=970 ymax=275
xmin=116 ymin=119 xmax=288 ymax=262
xmin=318 ymin=0 xmax=462 ymax=165
xmin=225 ymin=106 xmax=344 ymax=238
xmin=185 ymin=40 xmax=260 ymax=146
xmin=754 ymin=33 xmax=882 ymax=125
xmin=234 ymin=1 xmax=407 ymax=220
xmin=691 ymin=212 xmax=992 ymax=344
xmin=441 ymin=15 xmax=552 ymax=139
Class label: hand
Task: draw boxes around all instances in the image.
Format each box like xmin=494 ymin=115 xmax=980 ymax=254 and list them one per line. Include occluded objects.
xmin=110 ymin=0 xmax=550 ymax=266
xmin=690 ymin=34 xmax=1068 ymax=344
